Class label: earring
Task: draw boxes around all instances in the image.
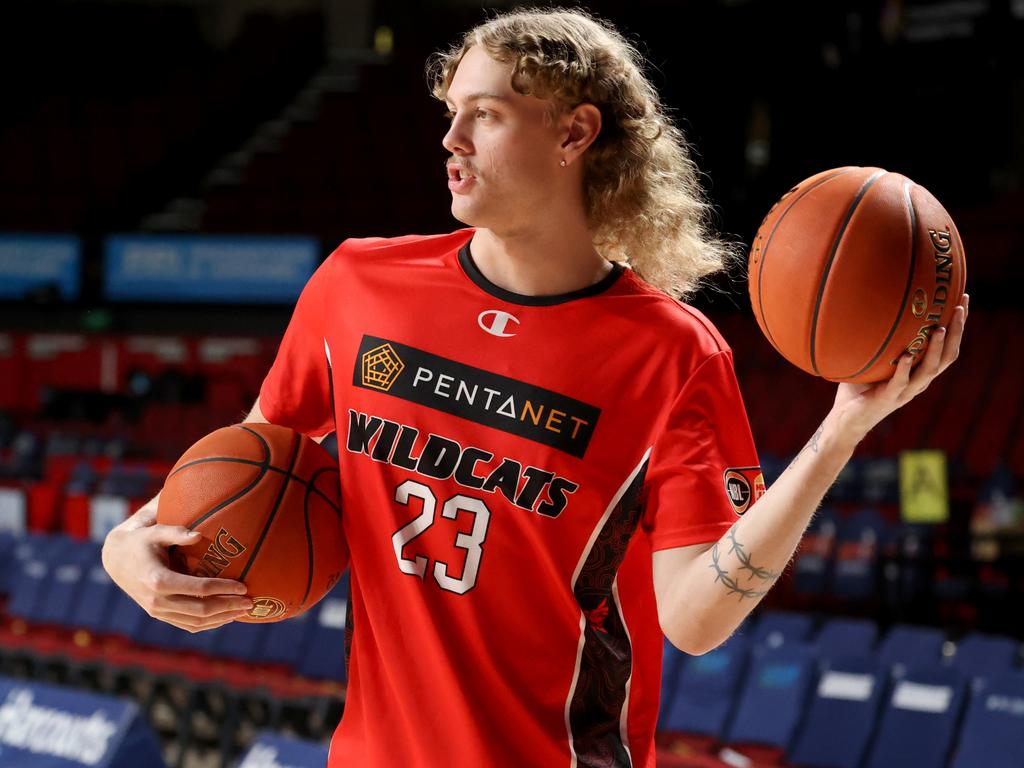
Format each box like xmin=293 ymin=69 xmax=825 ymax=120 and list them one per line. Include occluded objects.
xmin=559 ymin=159 xmax=566 ymax=167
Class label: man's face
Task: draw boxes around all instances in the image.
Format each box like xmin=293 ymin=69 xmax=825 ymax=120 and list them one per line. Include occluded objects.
xmin=442 ymin=45 xmax=566 ymax=231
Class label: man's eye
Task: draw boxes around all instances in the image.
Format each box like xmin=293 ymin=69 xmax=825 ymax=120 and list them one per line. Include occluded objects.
xmin=443 ymin=109 xmax=489 ymax=121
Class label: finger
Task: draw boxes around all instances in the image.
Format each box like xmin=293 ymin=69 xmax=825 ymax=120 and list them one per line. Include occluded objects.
xmin=122 ymin=506 xmax=157 ymax=532
xmin=939 ymin=306 xmax=966 ymax=369
xmin=155 ymin=594 xmax=254 ymax=618
xmin=155 ymin=611 xmax=247 ymax=633
xmin=135 ymin=506 xmax=157 ymax=525
xmin=147 ymin=523 xmax=202 ymax=547
xmin=145 ymin=567 xmax=248 ymax=597
xmin=910 ymin=326 xmax=947 ymax=385
xmin=885 ymin=354 xmax=914 ymax=396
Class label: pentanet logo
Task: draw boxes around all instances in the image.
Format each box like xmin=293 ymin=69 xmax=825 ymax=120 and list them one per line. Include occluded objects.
xmin=352 ymin=335 xmax=600 ymax=458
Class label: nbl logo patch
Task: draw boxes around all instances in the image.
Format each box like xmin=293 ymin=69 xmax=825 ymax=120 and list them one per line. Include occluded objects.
xmin=723 ymin=467 xmax=766 ymax=515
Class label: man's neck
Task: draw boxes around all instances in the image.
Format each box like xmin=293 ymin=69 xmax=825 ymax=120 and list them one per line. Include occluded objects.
xmin=469 ymin=226 xmax=613 ymax=298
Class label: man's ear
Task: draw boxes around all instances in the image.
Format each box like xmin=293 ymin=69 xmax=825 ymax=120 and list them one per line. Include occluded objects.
xmin=560 ymin=103 xmax=602 ymax=165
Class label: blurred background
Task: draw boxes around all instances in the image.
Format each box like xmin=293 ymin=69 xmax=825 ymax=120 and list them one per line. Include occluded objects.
xmin=0 ymin=0 xmax=1022 ymax=766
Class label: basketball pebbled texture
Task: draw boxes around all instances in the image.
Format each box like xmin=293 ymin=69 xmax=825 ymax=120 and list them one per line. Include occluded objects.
xmin=157 ymin=422 xmax=347 ymax=622
xmin=748 ymin=166 xmax=967 ymax=383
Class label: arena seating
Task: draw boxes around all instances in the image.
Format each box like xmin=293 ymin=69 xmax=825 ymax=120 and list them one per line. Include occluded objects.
xmin=951 ymin=673 xmax=1024 ymax=768
xmin=723 ymin=643 xmax=817 ymax=761
xmin=657 ymin=609 xmax=1024 ymax=768
xmin=866 ymin=665 xmax=967 ymax=768
xmin=0 ymin=528 xmax=349 ymax=764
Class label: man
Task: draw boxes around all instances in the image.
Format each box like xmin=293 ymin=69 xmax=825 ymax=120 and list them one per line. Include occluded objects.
xmin=102 ymin=8 xmax=967 ymax=767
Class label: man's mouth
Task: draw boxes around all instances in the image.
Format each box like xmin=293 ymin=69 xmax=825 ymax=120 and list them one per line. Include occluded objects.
xmin=447 ymin=164 xmax=476 ymax=181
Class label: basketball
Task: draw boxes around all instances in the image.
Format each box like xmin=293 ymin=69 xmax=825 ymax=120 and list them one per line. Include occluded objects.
xmin=157 ymin=422 xmax=347 ymax=622
xmin=748 ymin=166 xmax=967 ymax=383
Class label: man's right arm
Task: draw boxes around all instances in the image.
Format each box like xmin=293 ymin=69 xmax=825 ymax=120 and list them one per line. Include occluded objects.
xmin=100 ymin=396 xmax=273 ymax=632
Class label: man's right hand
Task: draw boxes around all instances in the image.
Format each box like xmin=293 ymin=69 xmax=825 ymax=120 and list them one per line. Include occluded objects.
xmin=101 ymin=502 xmax=253 ymax=633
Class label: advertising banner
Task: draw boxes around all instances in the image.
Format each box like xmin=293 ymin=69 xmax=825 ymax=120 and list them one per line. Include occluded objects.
xmin=104 ymin=235 xmax=318 ymax=303
xmin=0 ymin=677 xmax=164 ymax=767
xmin=0 ymin=235 xmax=81 ymax=300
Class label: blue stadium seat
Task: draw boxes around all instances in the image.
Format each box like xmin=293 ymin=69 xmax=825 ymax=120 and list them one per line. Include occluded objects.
xmin=831 ymin=507 xmax=892 ymax=600
xmin=70 ymin=558 xmax=120 ymax=632
xmin=725 ymin=643 xmax=816 ymax=750
xmin=216 ymin=620 xmax=265 ymax=662
xmin=6 ymin=557 xmax=53 ymax=623
xmin=792 ymin=507 xmax=840 ymax=596
xmin=66 ymin=458 xmax=99 ymax=494
xmin=137 ymin=611 xmax=188 ymax=650
xmin=259 ymin=609 xmax=314 ymax=668
xmin=36 ymin=540 xmax=101 ymax=626
xmin=787 ymin=655 xmax=888 ymax=768
xmin=6 ymin=535 xmax=79 ymax=622
xmin=298 ymin=593 xmax=349 ymax=683
xmin=658 ymin=637 xmax=689 ymax=731
xmin=106 ymin=588 xmax=150 ymax=640
xmin=751 ymin=610 xmax=816 ymax=651
xmin=99 ymin=462 xmax=153 ymax=498
xmin=951 ymin=673 xmax=1024 ymax=768
xmin=0 ymin=531 xmax=16 ymax=553
xmin=660 ymin=634 xmax=751 ymax=738
xmin=865 ymin=665 xmax=968 ymax=768
xmin=813 ymin=617 xmax=879 ymax=662
xmin=877 ymin=623 xmax=946 ymax=673
xmin=951 ymin=632 xmax=1020 ymax=682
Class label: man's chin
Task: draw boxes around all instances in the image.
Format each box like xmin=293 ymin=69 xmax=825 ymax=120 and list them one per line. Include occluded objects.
xmin=450 ymin=202 xmax=489 ymax=229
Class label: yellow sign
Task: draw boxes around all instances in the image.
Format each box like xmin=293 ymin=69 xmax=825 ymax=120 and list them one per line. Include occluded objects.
xmin=899 ymin=450 xmax=948 ymax=523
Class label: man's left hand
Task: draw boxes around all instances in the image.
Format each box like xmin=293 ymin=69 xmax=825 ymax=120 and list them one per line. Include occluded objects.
xmin=831 ymin=293 xmax=969 ymax=443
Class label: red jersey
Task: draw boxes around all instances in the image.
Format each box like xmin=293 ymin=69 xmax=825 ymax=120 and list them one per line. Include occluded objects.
xmin=258 ymin=228 xmax=763 ymax=767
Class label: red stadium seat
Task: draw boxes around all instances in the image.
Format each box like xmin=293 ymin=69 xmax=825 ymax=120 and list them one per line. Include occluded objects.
xmin=0 ymin=334 xmax=26 ymax=411
xmin=26 ymin=481 xmax=62 ymax=533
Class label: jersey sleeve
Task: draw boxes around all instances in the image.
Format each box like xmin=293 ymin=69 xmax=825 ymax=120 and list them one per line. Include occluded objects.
xmin=258 ymin=247 xmax=339 ymax=438
xmin=641 ymin=348 xmax=764 ymax=552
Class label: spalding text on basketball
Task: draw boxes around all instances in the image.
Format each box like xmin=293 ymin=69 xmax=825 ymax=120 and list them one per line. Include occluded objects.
xmin=195 ymin=528 xmax=247 ymax=578
xmin=894 ymin=227 xmax=956 ymax=364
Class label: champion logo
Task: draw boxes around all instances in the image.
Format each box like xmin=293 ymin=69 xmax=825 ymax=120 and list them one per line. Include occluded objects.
xmin=477 ymin=310 xmax=520 ymax=337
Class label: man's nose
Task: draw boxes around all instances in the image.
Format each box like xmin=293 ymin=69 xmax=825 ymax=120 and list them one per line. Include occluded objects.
xmin=442 ymin=117 xmax=471 ymax=155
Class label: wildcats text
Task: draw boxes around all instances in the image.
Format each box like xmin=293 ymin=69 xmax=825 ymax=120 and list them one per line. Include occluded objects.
xmin=345 ymin=409 xmax=579 ymax=518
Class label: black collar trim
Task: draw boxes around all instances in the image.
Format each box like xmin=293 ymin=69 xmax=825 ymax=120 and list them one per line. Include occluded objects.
xmin=458 ymin=242 xmax=624 ymax=307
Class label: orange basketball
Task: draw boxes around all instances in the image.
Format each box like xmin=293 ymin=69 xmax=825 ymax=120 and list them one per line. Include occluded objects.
xmin=748 ymin=166 xmax=967 ymax=383
xmin=157 ymin=422 xmax=347 ymax=622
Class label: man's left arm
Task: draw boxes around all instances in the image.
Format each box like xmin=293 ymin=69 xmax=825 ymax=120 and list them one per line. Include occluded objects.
xmin=653 ymin=295 xmax=968 ymax=655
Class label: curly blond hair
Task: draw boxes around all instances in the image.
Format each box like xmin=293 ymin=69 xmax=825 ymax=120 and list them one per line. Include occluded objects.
xmin=426 ymin=7 xmax=742 ymax=300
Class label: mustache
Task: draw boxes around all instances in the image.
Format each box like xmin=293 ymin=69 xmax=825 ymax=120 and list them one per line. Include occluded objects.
xmin=445 ymin=158 xmax=477 ymax=175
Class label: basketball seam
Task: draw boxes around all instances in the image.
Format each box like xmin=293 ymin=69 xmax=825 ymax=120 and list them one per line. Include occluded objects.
xmin=169 ymin=455 xmax=341 ymax=514
xmin=756 ymin=167 xmax=854 ymax=354
xmin=809 ymin=169 xmax=887 ymax=376
xmin=843 ymin=180 xmax=919 ymax=380
xmin=184 ymin=427 xmax=272 ymax=531
xmin=299 ymin=466 xmax=340 ymax=610
xmin=238 ymin=431 xmax=302 ymax=583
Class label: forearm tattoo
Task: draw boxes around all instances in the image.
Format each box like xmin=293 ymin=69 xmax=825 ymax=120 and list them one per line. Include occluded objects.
xmin=787 ymin=421 xmax=825 ymax=470
xmin=708 ymin=524 xmax=781 ymax=602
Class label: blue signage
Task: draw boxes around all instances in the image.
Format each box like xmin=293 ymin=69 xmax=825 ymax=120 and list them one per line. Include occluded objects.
xmin=0 ymin=676 xmax=164 ymax=767
xmin=0 ymin=235 xmax=81 ymax=300
xmin=104 ymin=235 xmax=319 ymax=303
xmin=237 ymin=732 xmax=330 ymax=767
